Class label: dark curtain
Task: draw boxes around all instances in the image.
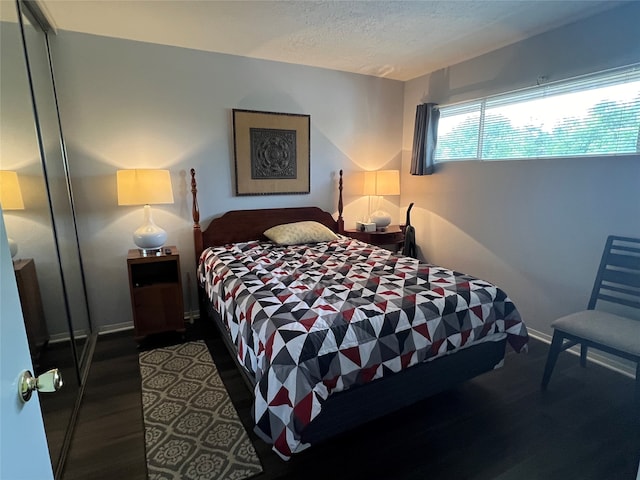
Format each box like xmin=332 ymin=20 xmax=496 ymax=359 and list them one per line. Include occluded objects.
xmin=410 ymin=103 xmax=440 ymax=175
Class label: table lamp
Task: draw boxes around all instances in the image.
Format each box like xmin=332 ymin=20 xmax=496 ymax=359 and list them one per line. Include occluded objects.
xmin=0 ymin=170 xmax=25 ymax=258
xmin=117 ymin=169 xmax=174 ymax=254
xmin=363 ymin=169 xmax=400 ymax=231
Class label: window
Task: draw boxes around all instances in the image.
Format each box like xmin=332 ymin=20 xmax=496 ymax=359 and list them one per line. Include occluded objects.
xmin=435 ymin=65 xmax=640 ymax=162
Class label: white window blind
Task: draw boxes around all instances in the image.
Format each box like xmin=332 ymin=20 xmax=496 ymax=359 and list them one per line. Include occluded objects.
xmin=435 ymin=102 xmax=482 ymax=161
xmin=435 ymin=64 xmax=640 ymax=162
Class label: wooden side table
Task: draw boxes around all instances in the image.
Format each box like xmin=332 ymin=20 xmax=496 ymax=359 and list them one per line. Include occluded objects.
xmin=127 ymin=246 xmax=185 ymax=341
xmin=14 ymin=258 xmax=49 ymax=361
xmin=344 ymin=225 xmax=405 ymax=252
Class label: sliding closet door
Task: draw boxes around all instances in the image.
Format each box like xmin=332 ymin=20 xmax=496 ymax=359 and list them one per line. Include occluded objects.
xmin=0 ymin=1 xmax=96 ymax=476
xmin=0 ymin=2 xmax=78 ymax=475
xmin=19 ymin=2 xmax=93 ymax=375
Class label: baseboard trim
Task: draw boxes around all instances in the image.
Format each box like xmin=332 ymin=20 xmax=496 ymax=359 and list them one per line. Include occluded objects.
xmin=97 ymin=322 xmax=134 ymax=335
xmin=48 ymin=331 xmax=89 ymax=344
xmin=97 ymin=312 xmax=201 ymax=336
xmin=527 ymin=327 xmax=635 ymax=379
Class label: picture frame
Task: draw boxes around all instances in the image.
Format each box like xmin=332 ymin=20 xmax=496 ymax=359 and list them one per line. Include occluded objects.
xmin=232 ymin=109 xmax=310 ymax=195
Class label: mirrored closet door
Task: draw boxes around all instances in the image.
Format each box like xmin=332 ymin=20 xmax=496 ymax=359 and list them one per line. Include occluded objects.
xmin=0 ymin=1 xmax=95 ymax=477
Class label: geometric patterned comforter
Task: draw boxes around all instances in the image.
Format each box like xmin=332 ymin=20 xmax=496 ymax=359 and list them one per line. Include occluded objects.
xmin=198 ymin=236 xmax=528 ymax=460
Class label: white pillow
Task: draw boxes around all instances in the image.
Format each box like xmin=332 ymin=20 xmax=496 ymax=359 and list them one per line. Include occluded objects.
xmin=264 ymin=221 xmax=338 ymax=245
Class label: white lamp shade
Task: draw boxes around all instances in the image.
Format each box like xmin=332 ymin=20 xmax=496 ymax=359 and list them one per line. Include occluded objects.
xmin=0 ymin=171 xmax=25 ymax=210
xmin=116 ymin=169 xmax=174 ymax=206
xmin=1 ymin=171 xmax=25 ymax=258
xmin=374 ymin=170 xmax=400 ymax=196
xmin=362 ymin=171 xmax=378 ymax=196
xmin=361 ymin=170 xmax=400 ymax=196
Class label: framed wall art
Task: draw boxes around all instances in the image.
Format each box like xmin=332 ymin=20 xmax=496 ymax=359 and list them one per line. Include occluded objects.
xmin=232 ymin=109 xmax=310 ymax=195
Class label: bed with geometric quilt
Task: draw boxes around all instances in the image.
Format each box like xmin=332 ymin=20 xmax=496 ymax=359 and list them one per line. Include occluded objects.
xmin=190 ymin=169 xmax=529 ymax=461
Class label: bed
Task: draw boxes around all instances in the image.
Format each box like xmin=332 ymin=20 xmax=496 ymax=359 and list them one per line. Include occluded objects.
xmin=191 ymin=168 xmax=529 ymax=460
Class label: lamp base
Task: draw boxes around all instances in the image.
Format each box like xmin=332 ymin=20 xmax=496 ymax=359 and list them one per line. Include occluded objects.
xmin=369 ymin=210 xmax=391 ymax=231
xmin=8 ymin=237 xmax=18 ymax=258
xmin=133 ymin=205 xmax=168 ymax=253
xmin=137 ymin=247 xmax=163 ymax=257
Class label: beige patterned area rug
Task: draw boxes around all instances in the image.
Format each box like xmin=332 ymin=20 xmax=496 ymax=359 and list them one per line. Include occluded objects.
xmin=139 ymin=341 xmax=263 ymax=480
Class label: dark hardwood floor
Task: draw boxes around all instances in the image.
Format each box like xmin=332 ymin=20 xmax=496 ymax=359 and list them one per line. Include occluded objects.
xmin=38 ymin=339 xmax=80 ymax=471
xmin=62 ymin=320 xmax=640 ymax=480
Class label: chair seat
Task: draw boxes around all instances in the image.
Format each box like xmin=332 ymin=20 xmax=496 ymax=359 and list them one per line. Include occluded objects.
xmin=552 ymin=310 xmax=640 ymax=357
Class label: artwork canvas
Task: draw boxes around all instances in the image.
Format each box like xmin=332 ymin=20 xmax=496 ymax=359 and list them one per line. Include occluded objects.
xmin=233 ymin=109 xmax=310 ymax=195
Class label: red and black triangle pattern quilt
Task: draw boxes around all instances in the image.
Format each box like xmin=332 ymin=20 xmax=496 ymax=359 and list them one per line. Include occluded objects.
xmin=199 ymin=236 xmax=528 ymax=460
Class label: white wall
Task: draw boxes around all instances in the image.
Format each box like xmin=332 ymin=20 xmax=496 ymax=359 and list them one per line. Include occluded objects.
xmin=48 ymin=33 xmax=404 ymax=330
xmin=401 ymin=2 xmax=640 ymax=362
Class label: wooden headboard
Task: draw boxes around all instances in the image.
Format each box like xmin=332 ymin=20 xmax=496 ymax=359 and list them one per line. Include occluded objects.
xmin=191 ymin=168 xmax=344 ymax=260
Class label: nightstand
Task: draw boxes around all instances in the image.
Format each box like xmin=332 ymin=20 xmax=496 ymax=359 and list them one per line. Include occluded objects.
xmin=14 ymin=258 xmax=49 ymax=362
xmin=344 ymin=225 xmax=405 ymax=252
xmin=127 ymin=246 xmax=185 ymax=341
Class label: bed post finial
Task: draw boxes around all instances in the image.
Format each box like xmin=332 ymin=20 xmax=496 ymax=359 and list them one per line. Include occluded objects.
xmin=337 ymin=169 xmax=344 ymax=234
xmin=191 ymin=168 xmax=203 ymax=261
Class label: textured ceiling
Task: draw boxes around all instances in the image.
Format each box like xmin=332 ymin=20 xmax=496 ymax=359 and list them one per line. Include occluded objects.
xmin=40 ymin=0 xmax=625 ymax=81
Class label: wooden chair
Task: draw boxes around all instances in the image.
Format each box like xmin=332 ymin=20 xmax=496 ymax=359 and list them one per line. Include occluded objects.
xmin=541 ymin=235 xmax=640 ymax=402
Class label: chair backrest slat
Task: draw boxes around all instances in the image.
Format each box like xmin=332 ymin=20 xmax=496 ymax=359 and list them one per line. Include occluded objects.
xmin=607 ymin=252 xmax=640 ymax=271
xmin=611 ymin=243 xmax=640 ymax=255
xmin=600 ymin=282 xmax=640 ymax=299
xmin=596 ymin=293 xmax=640 ymax=310
xmin=600 ymin=269 xmax=640 ymax=289
xmin=588 ymin=235 xmax=640 ymax=312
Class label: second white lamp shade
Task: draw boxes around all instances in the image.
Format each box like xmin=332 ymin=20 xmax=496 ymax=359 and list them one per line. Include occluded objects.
xmin=363 ymin=170 xmax=400 ymax=231
xmin=0 ymin=170 xmax=25 ymax=258
xmin=117 ymin=169 xmax=174 ymax=252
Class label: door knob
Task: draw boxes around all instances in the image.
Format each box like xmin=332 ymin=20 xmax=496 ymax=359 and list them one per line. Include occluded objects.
xmin=18 ymin=369 xmax=63 ymax=403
